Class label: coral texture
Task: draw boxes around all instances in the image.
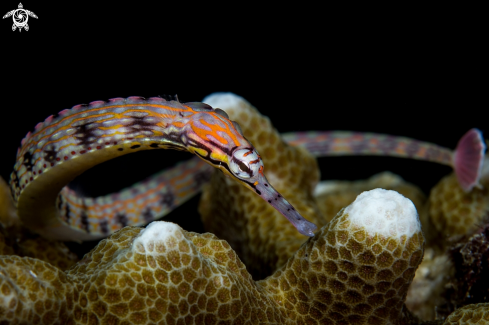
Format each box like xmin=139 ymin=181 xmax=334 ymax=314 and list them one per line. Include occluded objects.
xmin=0 ymin=255 xmax=73 ymax=324
xmin=0 ymin=176 xmax=79 ymax=271
xmin=1 ymin=187 xmax=425 ymax=325
xmin=442 ymin=303 xmax=489 ymax=325
xmin=1 ymin=92 xmax=488 ymax=324
xmin=260 ymin=188 xmax=425 ymax=324
xmin=428 ymin=173 xmax=489 ymax=241
xmin=15 ymin=236 xmax=79 ymax=271
xmin=405 ymin=247 xmax=452 ymax=321
xmin=200 ymin=93 xmax=489 ymax=323
xmin=314 ymin=172 xmax=426 ymax=224
xmin=200 ymin=93 xmax=324 ymax=279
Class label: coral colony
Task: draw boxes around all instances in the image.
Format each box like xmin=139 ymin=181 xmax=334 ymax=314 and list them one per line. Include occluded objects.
xmin=0 ymin=93 xmax=488 ymax=324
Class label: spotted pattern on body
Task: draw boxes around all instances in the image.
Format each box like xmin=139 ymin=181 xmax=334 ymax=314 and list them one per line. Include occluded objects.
xmin=282 ymin=131 xmax=454 ymax=165
xmin=10 ymin=97 xmax=316 ymax=241
xmin=9 ymin=93 xmax=483 ymax=243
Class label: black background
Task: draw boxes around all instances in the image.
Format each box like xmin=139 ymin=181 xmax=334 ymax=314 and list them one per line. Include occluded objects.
xmin=0 ymin=3 xmax=485 ymax=255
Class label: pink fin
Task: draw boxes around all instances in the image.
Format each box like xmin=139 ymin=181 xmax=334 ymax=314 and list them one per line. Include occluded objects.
xmin=127 ymin=96 xmax=145 ymax=102
xmin=34 ymin=122 xmax=44 ymax=130
xmin=58 ymin=108 xmax=70 ymax=116
xmin=89 ymin=100 xmax=106 ymax=107
xmin=453 ymin=128 xmax=486 ymax=191
xmin=72 ymin=104 xmax=86 ymax=110
xmin=125 ymin=96 xmax=147 ymax=105
xmin=44 ymin=115 xmax=54 ymax=123
xmin=108 ymin=97 xmax=125 ymax=103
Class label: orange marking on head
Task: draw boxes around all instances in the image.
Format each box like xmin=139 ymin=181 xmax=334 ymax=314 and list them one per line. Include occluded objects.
xmin=249 ymin=159 xmax=260 ymax=165
xmin=192 ymin=115 xmax=246 ymax=148
xmin=253 ymin=181 xmax=258 ymax=186
xmin=210 ymin=112 xmax=244 ymax=146
xmin=258 ymin=165 xmax=264 ymax=176
xmin=243 ymin=150 xmax=253 ymax=157
xmin=182 ymin=104 xmax=203 ymax=112
xmin=226 ymin=116 xmax=246 ymax=139
xmin=190 ymin=119 xmax=228 ymax=145
xmin=172 ymin=121 xmax=185 ymax=128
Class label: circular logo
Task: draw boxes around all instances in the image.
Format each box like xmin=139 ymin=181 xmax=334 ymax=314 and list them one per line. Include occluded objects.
xmin=3 ymin=3 xmax=38 ymax=32
xmin=13 ymin=9 xmax=28 ymax=28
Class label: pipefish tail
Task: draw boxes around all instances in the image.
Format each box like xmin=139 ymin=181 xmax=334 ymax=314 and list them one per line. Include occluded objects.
xmin=282 ymin=129 xmax=486 ymax=192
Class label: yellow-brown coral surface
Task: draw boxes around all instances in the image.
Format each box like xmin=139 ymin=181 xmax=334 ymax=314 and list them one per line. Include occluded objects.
xmin=313 ymin=172 xmax=427 ymax=223
xmin=0 ymin=176 xmax=79 ymax=270
xmin=442 ymin=303 xmax=489 ymax=325
xmin=1 ymin=186 xmax=425 ymax=324
xmin=1 ymin=92 xmax=488 ymax=324
xmin=428 ymin=173 xmax=489 ymax=241
xmin=199 ymin=93 xmax=324 ymax=278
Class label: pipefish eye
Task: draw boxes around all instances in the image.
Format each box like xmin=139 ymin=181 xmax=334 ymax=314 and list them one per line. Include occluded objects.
xmin=229 ymin=148 xmax=262 ymax=179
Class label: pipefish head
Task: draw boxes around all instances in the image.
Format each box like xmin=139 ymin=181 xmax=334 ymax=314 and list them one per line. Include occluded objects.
xmin=185 ymin=107 xmax=317 ymax=237
xmin=226 ymin=146 xmax=317 ymax=237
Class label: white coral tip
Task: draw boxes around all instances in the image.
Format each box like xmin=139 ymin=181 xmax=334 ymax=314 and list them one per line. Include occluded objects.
xmin=133 ymin=221 xmax=181 ymax=252
xmin=344 ymin=188 xmax=420 ymax=238
xmin=203 ymin=92 xmax=244 ymax=109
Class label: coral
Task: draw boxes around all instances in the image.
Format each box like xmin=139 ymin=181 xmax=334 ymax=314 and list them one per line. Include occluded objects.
xmin=0 ymin=176 xmax=78 ymax=271
xmin=428 ymin=173 xmax=489 ymax=243
xmin=260 ymin=188 xmax=425 ymax=324
xmin=405 ymin=247 xmax=452 ymax=321
xmin=313 ymin=171 xmax=427 ymax=223
xmin=1 ymin=92 xmax=487 ymax=324
xmin=310 ymin=173 xmax=455 ymax=321
xmin=442 ymin=303 xmax=489 ymax=325
xmin=200 ymin=93 xmax=324 ymax=279
xmin=0 ymin=231 xmax=79 ymax=272
xmin=0 ymin=255 xmax=73 ymax=324
xmin=0 ymin=187 xmax=425 ymax=325
xmin=199 ymin=93 xmax=489 ymax=323
xmin=15 ymin=237 xmax=79 ymax=271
